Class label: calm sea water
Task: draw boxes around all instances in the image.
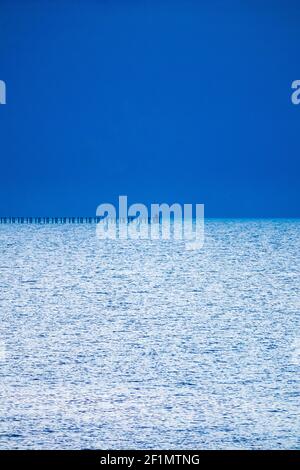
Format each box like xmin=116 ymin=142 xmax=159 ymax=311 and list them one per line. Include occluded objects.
xmin=0 ymin=220 xmax=299 ymax=449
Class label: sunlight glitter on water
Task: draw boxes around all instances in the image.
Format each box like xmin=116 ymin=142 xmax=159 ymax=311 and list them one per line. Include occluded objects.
xmin=0 ymin=220 xmax=299 ymax=449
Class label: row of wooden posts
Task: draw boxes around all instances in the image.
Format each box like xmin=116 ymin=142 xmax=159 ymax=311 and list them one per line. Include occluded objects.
xmin=0 ymin=216 xmax=161 ymax=224
xmin=0 ymin=217 xmax=101 ymax=224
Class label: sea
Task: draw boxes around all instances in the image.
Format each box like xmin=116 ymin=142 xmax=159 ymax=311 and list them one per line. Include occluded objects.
xmin=0 ymin=219 xmax=299 ymax=449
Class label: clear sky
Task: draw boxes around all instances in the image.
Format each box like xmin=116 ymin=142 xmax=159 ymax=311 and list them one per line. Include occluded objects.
xmin=0 ymin=0 xmax=299 ymax=217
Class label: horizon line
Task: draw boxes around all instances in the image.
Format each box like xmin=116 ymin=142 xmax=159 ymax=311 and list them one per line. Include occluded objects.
xmin=0 ymin=216 xmax=299 ymax=225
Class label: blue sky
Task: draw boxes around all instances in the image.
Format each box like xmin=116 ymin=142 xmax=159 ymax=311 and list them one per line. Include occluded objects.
xmin=0 ymin=0 xmax=299 ymax=217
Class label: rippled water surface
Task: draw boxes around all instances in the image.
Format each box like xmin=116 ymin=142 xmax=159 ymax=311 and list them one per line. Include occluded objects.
xmin=0 ymin=220 xmax=299 ymax=449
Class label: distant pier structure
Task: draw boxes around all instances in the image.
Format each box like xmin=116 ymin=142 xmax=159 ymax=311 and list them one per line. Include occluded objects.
xmin=0 ymin=217 xmax=102 ymax=224
xmin=0 ymin=216 xmax=157 ymax=224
